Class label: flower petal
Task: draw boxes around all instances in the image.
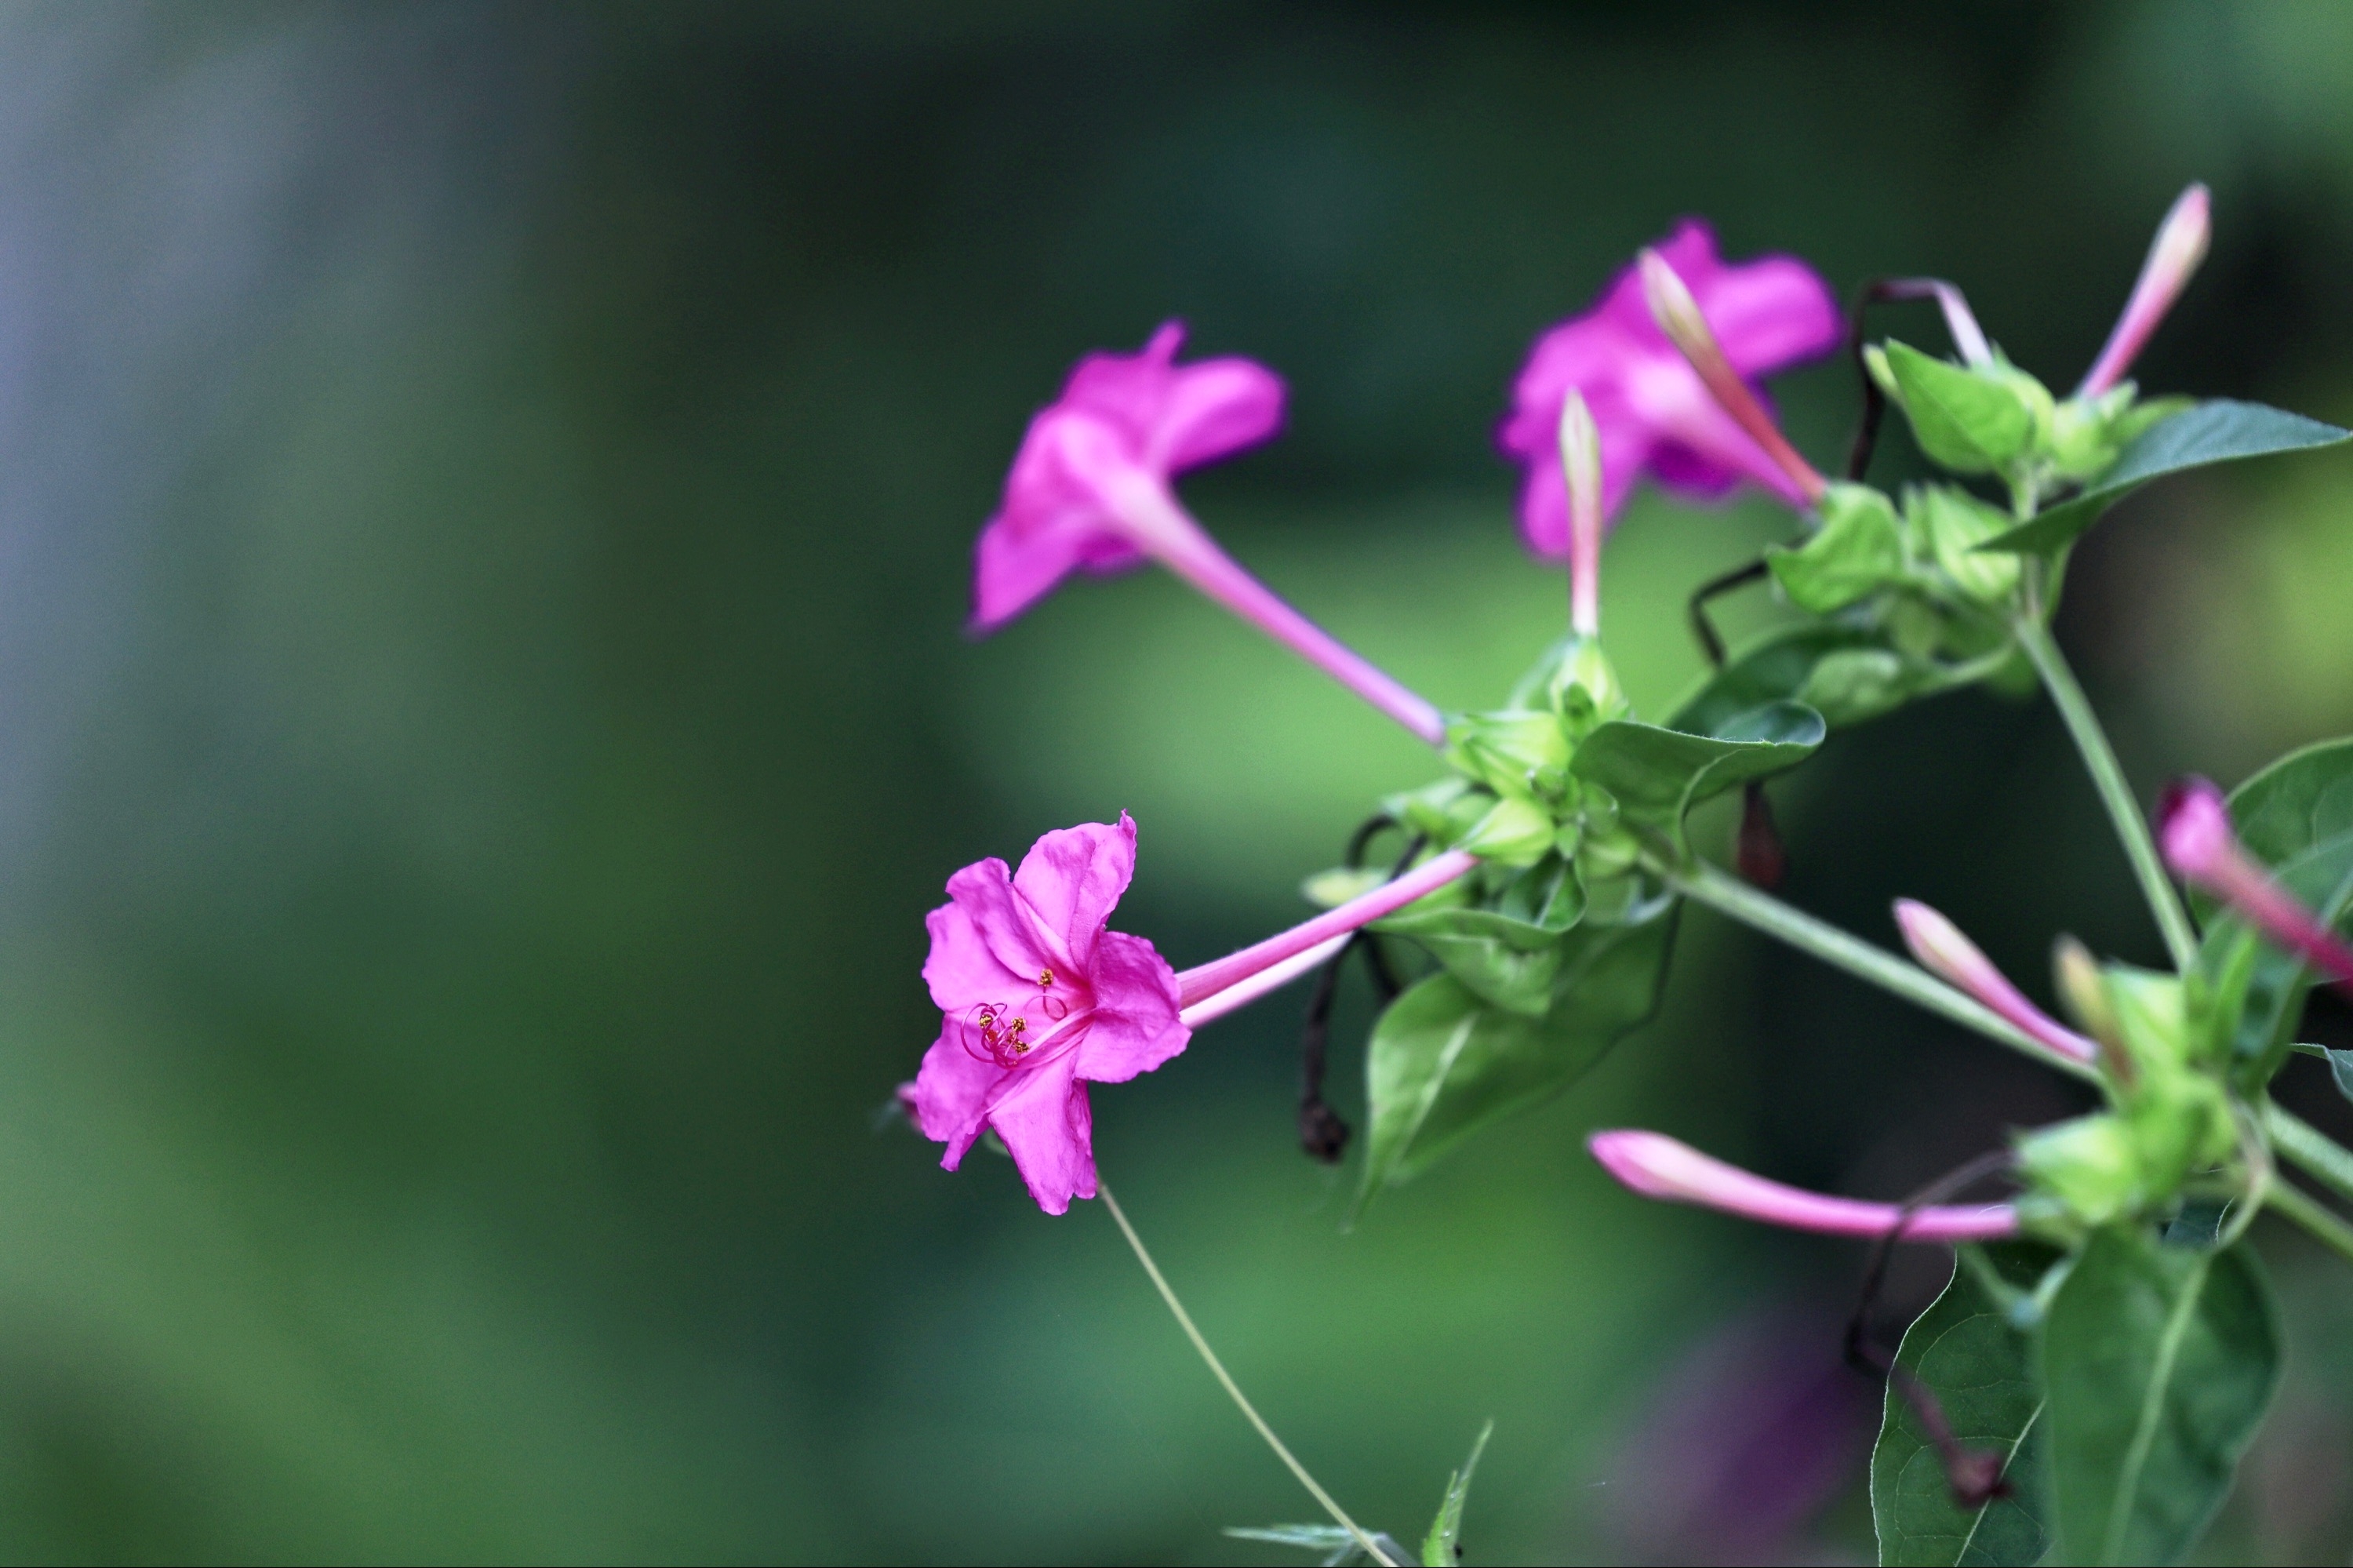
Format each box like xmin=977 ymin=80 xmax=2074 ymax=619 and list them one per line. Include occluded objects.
xmin=906 ymin=1026 xmax=1006 ymax=1168
xmin=1075 ymin=930 xmax=1187 ymax=1084
xmin=1058 ymin=321 xmax=1186 ymax=448
xmin=1011 ymin=814 xmax=1137 ymax=972
xmin=934 ymin=858 xmax=1055 ymax=997
xmin=984 ymin=1051 xmax=1096 ymax=1213
xmin=1151 ymin=356 xmax=1286 ymax=473
xmin=1693 ymin=256 xmax=1842 ymax=380
xmin=1498 ymin=218 xmax=1838 ymax=544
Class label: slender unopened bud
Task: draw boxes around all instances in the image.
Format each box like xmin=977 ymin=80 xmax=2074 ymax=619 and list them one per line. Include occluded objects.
xmin=1558 ymin=391 xmax=1605 ymax=636
xmin=2161 ymin=776 xmax=2353 ymax=988
xmin=1893 ymin=899 xmax=2095 ymax=1064
xmin=1638 ymin=248 xmax=1827 ymax=504
xmin=2053 ymin=935 xmax=2134 ymax=1089
xmin=1587 ymin=1130 xmax=2017 ymax=1242
xmin=2078 ymin=184 xmax=2210 ymax=398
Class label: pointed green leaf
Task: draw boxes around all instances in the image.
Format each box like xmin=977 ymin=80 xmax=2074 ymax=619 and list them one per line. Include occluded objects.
xmin=1872 ymin=1242 xmax=2061 ymax=1566
xmin=1669 ymin=624 xmax=1977 ymax=737
xmin=1911 ymin=485 xmax=2020 ymax=605
xmin=1769 ymin=482 xmax=1906 ymax=613
xmin=1357 ymin=908 xmax=1676 ymax=1204
xmin=1569 ymin=704 xmax=1823 ymax=848
xmin=2038 ymin=1229 xmax=2280 ymax=1566
xmin=1883 ymin=340 xmax=2035 ymax=475
xmin=1980 ymin=400 xmax=2350 ymax=557
xmin=1420 ymin=1420 xmax=1493 ymax=1566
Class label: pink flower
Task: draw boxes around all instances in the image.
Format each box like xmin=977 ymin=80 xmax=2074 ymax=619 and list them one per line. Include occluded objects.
xmin=2160 ymin=777 xmax=2353 ymax=987
xmin=974 ymin=323 xmax=1445 ymax=744
xmin=2078 ymin=184 xmax=2210 ymax=400
xmin=1499 ymin=220 xmax=1841 ymax=556
xmin=1893 ymin=898 xmax=2097 ymax=1064
xmin=1588 ymin=1130 xmax=2018 ymax=1242
xmin=902 ymin=818 xmax=1480 ymax=1213
xmin=905 ymin=815 xmax=1188 ymax=1213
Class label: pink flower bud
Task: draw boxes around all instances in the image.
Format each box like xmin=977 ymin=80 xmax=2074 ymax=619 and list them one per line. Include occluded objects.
xmin=1588 ymin=1130 xmax=2017 ymax=1242
xmin=1638 ymin=249 xmax=1827 ymax=506
xmin=1558 ymin=390 xmax=1605 ymax=636
xmin=2160 ymin=776 xmax=2353 ymax=988
xmin=1893 ymin=899 xmax=2096 ymax=1064
xmin=2078 ymin=184 xmax=2210 ymax=399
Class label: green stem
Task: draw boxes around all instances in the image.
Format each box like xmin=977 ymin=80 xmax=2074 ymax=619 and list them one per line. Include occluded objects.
xmin=2263 ymin=1177 xmax=2353 ymax=1265
xmin=2012 ymin=613 xmax=2200 ymax=972
xmin=2265 ymin=1104 xmax=2353 ymax=1210
xmin=1096 ymin=1181 xmax=1396 ymax=1568
xmin=1667 ymin=859 xmax=2098 ymax=1082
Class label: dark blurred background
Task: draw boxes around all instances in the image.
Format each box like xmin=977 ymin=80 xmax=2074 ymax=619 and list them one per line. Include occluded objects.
xmin=2 ymin=2 xmax=2351 ymax=1561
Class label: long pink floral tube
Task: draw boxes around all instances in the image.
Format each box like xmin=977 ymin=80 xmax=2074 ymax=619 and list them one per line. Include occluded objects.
xmin=1893 ymin=899 xmax=2097 ymax=1064
xmin=1110 ymin=473 xmax=1447 ymax=745
xmin=1176 ymin=849 xmax=1479 ymax=1008
xmin=1179 ymin=933 xmax=1350 ymax=1028
xmin=1589 ymin=1130 xmax=2019 ymax=1242
xmin=2078 ymin=184 xmax=2210 ymax=399
xmin=2162 ymin=777 xmax=2353 ymax=987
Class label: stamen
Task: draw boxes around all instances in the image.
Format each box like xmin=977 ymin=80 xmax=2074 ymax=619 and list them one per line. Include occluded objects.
xmin=1038 ymin=967 xmax=1054 ymax=988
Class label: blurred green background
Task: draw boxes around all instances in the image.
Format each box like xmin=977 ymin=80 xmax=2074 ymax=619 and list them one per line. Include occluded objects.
xmin=4 ymin=2 xmax=2353 ymax=1561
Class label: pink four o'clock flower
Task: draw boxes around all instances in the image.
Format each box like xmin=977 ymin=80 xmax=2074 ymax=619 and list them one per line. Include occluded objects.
xmin=1499 ymin=220 xmax=1842 ymax=557
xmin=2161 ymin=776 xmax=2353 ymax=988
xmin=1588 ymin=1130 xmax=2019 ymax=1242
xmin=906 ymin=814 xmax=1189 ymax=1214
xmin=973 ymin=322 xmax=1446 ymax=746
xmin=904 ymin=816 xmax=1478 ymax=1213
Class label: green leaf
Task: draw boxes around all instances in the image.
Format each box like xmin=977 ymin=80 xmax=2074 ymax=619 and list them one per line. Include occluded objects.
xmin=1377 ymin=859 xmax=1584 ymax=1015
xmin=1357 ymin=908 xmax=1676 ymax=1205
xmin=2324 ymin=1045 xmax=2353 ymax=1103
xmin=1669 ymin=624 xmax=1976 ymax=737
xmin=1569 ymin=704 xmax=1823 ymax=849
xmin=1883 ymin=340 xmax=2035 ymax=475
xmin=1446 ymin=709 xmax=1571 ymax=802
xmin=1909 ymin=485 xmax=2020 ymax=605
xmin=1420 ymin=1420 xmax=1493 ymax=1566
xmin=1872 ymin=1242 xmax=2061 ymax=1566
xmin=2192 ymin=737 xmax=2353 ymax=1090
xmin=1980 ymin=400 xmax=2351 ymax=557
xmin=2038 ymin=1229 xmax=2280 ymax=1566
xmin=1769 ymin=482 xmax=1905 ymax=613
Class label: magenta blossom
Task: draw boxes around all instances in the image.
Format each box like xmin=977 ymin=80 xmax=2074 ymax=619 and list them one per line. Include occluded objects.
xmin=973 ymin=322 xmax=1445 ymax=745
xmin=906 ymin=814 xmax=1188 ymax=1213
xmin=1589 ymin=1130 xmax=2018 ymax=1242
xmin=2161 ymin=777 xmax=2353 ymax=988
xmin=1500 ymin=220 xmax=1841 ymax=556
